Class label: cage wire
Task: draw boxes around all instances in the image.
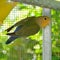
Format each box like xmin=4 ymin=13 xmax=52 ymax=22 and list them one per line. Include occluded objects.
xmin=0 ymin=1 xmax=60 ymax=60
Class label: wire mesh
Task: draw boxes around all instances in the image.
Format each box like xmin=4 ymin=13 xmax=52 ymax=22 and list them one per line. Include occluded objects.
xmin=0 ymin=2 xmax=60 ymax=60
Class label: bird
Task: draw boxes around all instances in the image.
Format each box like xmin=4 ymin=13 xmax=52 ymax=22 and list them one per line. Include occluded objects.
xmin=5 ymin=16 xmax=50 ymax=44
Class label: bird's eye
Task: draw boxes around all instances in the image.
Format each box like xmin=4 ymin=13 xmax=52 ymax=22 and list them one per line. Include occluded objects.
xmin=44 ymin=18 xmax=47 ymax=20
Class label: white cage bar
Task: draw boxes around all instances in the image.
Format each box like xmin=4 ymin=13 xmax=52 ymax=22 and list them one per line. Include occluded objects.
xmin=42 ymin=8 xmax=52 ymax=60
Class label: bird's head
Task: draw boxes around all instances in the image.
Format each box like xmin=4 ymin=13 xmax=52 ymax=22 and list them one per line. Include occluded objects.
xmin=36 ymin=16 xmax=50 ymax=28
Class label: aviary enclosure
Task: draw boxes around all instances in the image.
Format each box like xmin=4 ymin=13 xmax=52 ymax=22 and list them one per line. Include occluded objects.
xmin=0 ymin=0 xmax=60 ymax=60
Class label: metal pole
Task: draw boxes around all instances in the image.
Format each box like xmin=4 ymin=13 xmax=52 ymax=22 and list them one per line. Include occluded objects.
xmin=42 ymin=8 xmax=52 ymax=60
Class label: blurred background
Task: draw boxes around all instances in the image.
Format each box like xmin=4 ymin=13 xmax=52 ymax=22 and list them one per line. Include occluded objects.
xmin=0 ymin=2 xmax=60 ymax=60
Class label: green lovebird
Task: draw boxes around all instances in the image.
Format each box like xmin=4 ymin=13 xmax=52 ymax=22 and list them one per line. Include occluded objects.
xmin=5 ymin=16 xmax=50 ymax=44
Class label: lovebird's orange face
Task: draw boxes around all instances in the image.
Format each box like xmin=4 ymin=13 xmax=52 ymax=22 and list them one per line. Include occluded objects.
xmin=36 ymin=16 xmax=50 ymax=28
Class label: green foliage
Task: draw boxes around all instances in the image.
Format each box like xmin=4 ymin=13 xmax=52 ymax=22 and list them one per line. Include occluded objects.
xmin=0 ymin=3 xmax=60 ymax=60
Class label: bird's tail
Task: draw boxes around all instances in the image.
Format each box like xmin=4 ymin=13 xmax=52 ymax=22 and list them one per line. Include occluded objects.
xmin=7 ymin=32 xmax=16 ymax=36
xmin=6 ymin=36 xmax=18 ymax=44
xmin=5 ymin=25 xmax=15 ymax=32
